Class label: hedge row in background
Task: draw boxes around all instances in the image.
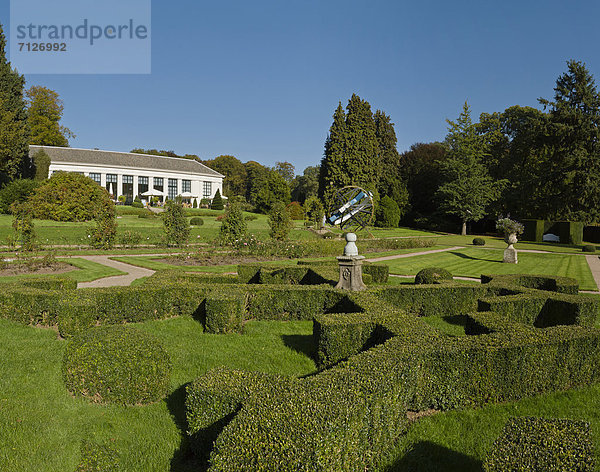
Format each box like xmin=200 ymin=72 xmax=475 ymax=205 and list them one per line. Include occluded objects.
xmin=522 ymin=219 xmax=584 ymax=244
xmin=483 ymin=417 xmax=594 ymax=472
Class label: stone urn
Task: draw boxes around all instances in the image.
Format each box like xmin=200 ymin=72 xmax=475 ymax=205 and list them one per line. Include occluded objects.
xmin=503 ymin=233 xmax=518 ymax=264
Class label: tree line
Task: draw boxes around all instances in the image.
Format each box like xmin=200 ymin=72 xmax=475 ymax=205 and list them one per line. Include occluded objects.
xmin=318 ymin=60 xmax=600 ymax=233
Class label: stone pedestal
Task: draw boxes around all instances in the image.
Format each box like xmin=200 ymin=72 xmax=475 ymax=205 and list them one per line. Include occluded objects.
xmin=335 ymin=255 xmax=366 ymax=291
xmin=503 ymin=233 xmax=518 ymax=264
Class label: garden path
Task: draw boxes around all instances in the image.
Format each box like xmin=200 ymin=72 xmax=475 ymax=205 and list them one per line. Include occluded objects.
xmin=75 ymin=255 xmax=155 ymax=288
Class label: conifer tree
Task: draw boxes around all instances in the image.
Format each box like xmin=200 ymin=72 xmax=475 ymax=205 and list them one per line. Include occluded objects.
xmin=0 ymin=24 xmax=30 ymax=181
xmin=319 ymin=94 xmax=380 ymax=208
xmin=319 ymin=102 xmax=347 ymax=205
xmin=375 ymin=110 xmax=409 ymax=215
xmin=436 ymin=102 xmax=502 ymax=235
xmin=539 ymin=60 xmax=600 ymax=223
xmin=211 ymin=189 xmax=224 ymax=210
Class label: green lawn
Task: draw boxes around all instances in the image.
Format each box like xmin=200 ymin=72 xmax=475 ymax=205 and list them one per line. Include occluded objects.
xmin=377 ymin=247 xmax=598 ymax=291
xmin=383 ymin=384 xmax=600 ymax=471
xmin=0 ymin=258 xmax=125 ymax=284
xmin=0 ymin=318 xmax=315 ymax=472
xmin=0 ymin=213 xmax=317 ymax=247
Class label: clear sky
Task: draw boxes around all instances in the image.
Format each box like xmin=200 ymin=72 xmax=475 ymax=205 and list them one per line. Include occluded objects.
xmin=2 ymin=0 xmax=600 ymax=173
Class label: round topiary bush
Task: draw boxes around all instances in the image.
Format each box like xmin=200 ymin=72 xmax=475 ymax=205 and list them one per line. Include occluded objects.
xmin=190 ymin=217 xmax=204 ymax=226
xmin=473 ymin=237 xmax=486 ymax=246
xmin=583 ymin=245 xmax=596 ymax=253
xmin=63 ymin=325 xmax=171 ymax=405
xmin=414 ymin=267 xmax=453 ymax=285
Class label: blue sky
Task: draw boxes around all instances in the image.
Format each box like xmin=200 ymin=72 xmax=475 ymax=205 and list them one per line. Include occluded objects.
xmin=2 ymin=0 xmax=600 ymax=173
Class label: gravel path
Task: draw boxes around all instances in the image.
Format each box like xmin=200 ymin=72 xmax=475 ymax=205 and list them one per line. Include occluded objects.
xmin=75 ymin=255 xmax=155 ymax=288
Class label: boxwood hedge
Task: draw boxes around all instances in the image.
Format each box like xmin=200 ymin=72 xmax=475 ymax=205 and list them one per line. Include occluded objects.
xmin=63 ymin=325 xmax=171 ymax=405
xmin=483 ymin=417 xmax=594 ymax=472
xmin=184 ymin=274 xmax=600 ymax=469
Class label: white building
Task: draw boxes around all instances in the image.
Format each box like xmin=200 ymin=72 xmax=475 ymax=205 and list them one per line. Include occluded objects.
xmin=30 ymin=145 xmax=224 ymax=204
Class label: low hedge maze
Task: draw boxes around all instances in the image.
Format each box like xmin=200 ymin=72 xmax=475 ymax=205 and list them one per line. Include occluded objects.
xmin=2 ymin=270 xmax=599 ymax=470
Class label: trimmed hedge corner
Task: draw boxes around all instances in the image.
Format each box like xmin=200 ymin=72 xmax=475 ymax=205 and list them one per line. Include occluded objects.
xmin=483 ymin=417 xmax=594 ymax=472
xmin=583 ymin=244 xmax=596 ymax=253
xmin=205 ymin=295 xmax=245 ymax=334
xmin=415 ymin=267 xmax=453 ymax=284
xmin=63 ymin=325 xmax=171 ymax=405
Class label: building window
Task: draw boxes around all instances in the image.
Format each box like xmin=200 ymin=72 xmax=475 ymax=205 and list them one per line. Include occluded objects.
xmin=168 ymin=178 xmax=178 ymax=200
xmin=106 ymin=174 xmax=117 ymax=196
xmin=138 ymin=176 xmax=149 ymax=196
xmin=89 ymin=173 xmax=101 ymax=184
xmin=182 ymin=179 xmax=191 ymax=193
xmin=122 ymin=175 xmax=133 ymax=203
xmin=153 ymin=177 xmax=164 ymax=192
xmin=203 ymin=181 xmax=212 ymax=198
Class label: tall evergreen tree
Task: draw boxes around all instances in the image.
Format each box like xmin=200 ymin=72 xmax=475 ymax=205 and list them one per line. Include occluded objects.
xmin=0 ymin=24 xmax=30 ymax=181
xmin=539 ymin=60 xmax=600 ymax=223
xmin=319 ymin=95 xmax=380 ymax=207
xmin=319 ymin=102 xmax=347 ymax=205
xmin=436 ymin=102 xmax=502 ymax=235
xmin=374 ymin=110 xmax=408 ymax=215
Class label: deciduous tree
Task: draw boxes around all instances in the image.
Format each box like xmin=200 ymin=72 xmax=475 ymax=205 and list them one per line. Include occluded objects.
xmin=26 ymin=85 xmax=73 ymax=147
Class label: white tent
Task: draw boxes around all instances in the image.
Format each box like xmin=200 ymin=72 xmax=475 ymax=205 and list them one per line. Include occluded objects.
xmin=141 ymin=189 xmax=166 ymax=197
xmin=178 ymin=191 xmax=197 ymax=198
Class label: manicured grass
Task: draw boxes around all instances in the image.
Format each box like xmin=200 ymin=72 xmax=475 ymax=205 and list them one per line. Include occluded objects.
xmin=432 ymin=233 xmax=594 ymax=254
xmin=0 ymin=318 xmax=315 ymax=471
xmin=0 ymin=213 xmax=316 ymax=247
xmin=383 ymin=384 xmax=600 ymax=471
xmin=377 ymin=248 xmax=598 ymax=291
xmin=0 ymin=258 xmax=126 ymax=284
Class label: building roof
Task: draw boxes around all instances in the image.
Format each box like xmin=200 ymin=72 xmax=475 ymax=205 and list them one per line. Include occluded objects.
xmin=29 ymin=145 xmax=224 ymax=178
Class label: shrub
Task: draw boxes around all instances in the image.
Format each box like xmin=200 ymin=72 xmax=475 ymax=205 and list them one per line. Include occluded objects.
xmin=483 ymin=417 xmax=594 ymax=472
xmin=132 ymin=196 xmax=143 ymax=208
xmin=137 ymin=210 xmax=155 ymax=218
xmin=32 ymin=150 xmax=50 ymax=182
xmin=63 ymin=325 xmax=171 ymax=405
xmin=268 ymin=201 xmax=292 ymax=241
xmin=119 ymin=230 xmax=143 ymax=248
xmin=88 ymin=205 xmax=117 ymax=249
xmin=162 ymin=199 xmax=190 ymax=247
xmin=375 ymin=195 xmax=401 ymax=228
xmin=414 ymin=267 xmax=453 ymax=284
xmin=286 ymin=201 xmax=304 ymax=220
xmin=304 ymin=196 xmax=324 ymax=229
xmin=11 ymin=202 xmax=35 ymax=251
xmin=193 ymin=198 xmax=198 ymax=208
xmin=583 ymin=244 xmax=596 ymax=253
xmin=244 ymin=214 xmax=258 ymax=221
xmin=211 ymin=189 xmax=224 ymax=210
xmin=496 ymin=217 xmax=524 ymax=236
xmin=218 ymin=200 xmax=247 ymax=245
xmin=29 ymin=172 xmax=114 ymax=222
xmin=0 ymin=179 xmax=40 ymax=214
xmin=190 ymin=217 xmax=204 ymax=226
xmin=76 ymin=440 xmax=119 ymax=472
xmin=472 ymin=237 xmax=485 ymax=246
